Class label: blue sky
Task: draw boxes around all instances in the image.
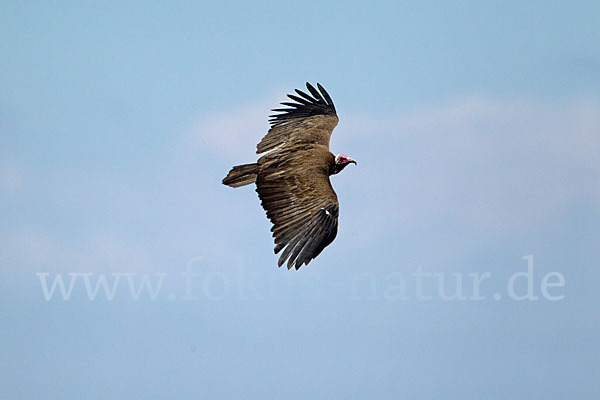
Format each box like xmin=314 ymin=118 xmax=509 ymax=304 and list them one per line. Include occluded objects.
xmin=1 ymin=1 xmax=599 ymax=399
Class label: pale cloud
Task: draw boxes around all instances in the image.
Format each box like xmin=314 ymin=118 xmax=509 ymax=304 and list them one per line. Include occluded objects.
xmin=340 ymin=95 xmax=600 ymax=240
xmin=187 ymin=89 xmax=287 ymax=162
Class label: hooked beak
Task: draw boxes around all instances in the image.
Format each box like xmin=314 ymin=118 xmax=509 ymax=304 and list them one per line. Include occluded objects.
xmin=350 ymin=160 xmax=357 ymax=165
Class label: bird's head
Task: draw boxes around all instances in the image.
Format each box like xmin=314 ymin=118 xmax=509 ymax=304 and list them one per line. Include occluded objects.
xmin=331 ymin=154 xmax=357 ymax=175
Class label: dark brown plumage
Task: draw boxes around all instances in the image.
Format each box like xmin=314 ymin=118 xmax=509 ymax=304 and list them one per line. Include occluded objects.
xmin=222 ymin=83 xmax=356 ymax=269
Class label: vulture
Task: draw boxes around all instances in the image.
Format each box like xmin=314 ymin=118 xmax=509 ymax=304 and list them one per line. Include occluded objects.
xmin=222 ymin=83 xmax=356 ymax=270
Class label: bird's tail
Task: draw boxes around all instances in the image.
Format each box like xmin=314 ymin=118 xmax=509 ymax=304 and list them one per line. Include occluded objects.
xmin=222 ymin=163 xmax=258 ymax=188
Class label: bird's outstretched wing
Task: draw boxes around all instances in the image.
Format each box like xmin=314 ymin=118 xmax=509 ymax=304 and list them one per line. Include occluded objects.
xmin=256 ymin=147 xmax=339 ymax=270
xmin=254 ymin=82 xmax=341 ymax=269
xmin=256 ymin=82 xmax=338 ymax=154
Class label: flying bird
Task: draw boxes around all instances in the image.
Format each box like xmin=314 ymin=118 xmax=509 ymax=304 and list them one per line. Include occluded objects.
xmin=222 ymin=83 xmax=356 ymax=270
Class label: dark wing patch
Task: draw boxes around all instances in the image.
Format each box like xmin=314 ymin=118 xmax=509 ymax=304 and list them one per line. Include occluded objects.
xmin=269 ymin=82 xmax=337 ymax=126
xmin=273 ymin=204 xmax=338 ymax=269
xmin=286 ymin=204 xmax=339 ymax=268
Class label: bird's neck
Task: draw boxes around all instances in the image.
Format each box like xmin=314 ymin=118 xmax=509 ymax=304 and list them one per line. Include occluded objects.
xmin=329 ymin=163 xmax=343 ymax=176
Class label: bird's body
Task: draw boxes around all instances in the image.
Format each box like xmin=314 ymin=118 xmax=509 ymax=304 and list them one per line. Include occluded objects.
xmin=222 ymin=83 xmax=355 ymax=269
